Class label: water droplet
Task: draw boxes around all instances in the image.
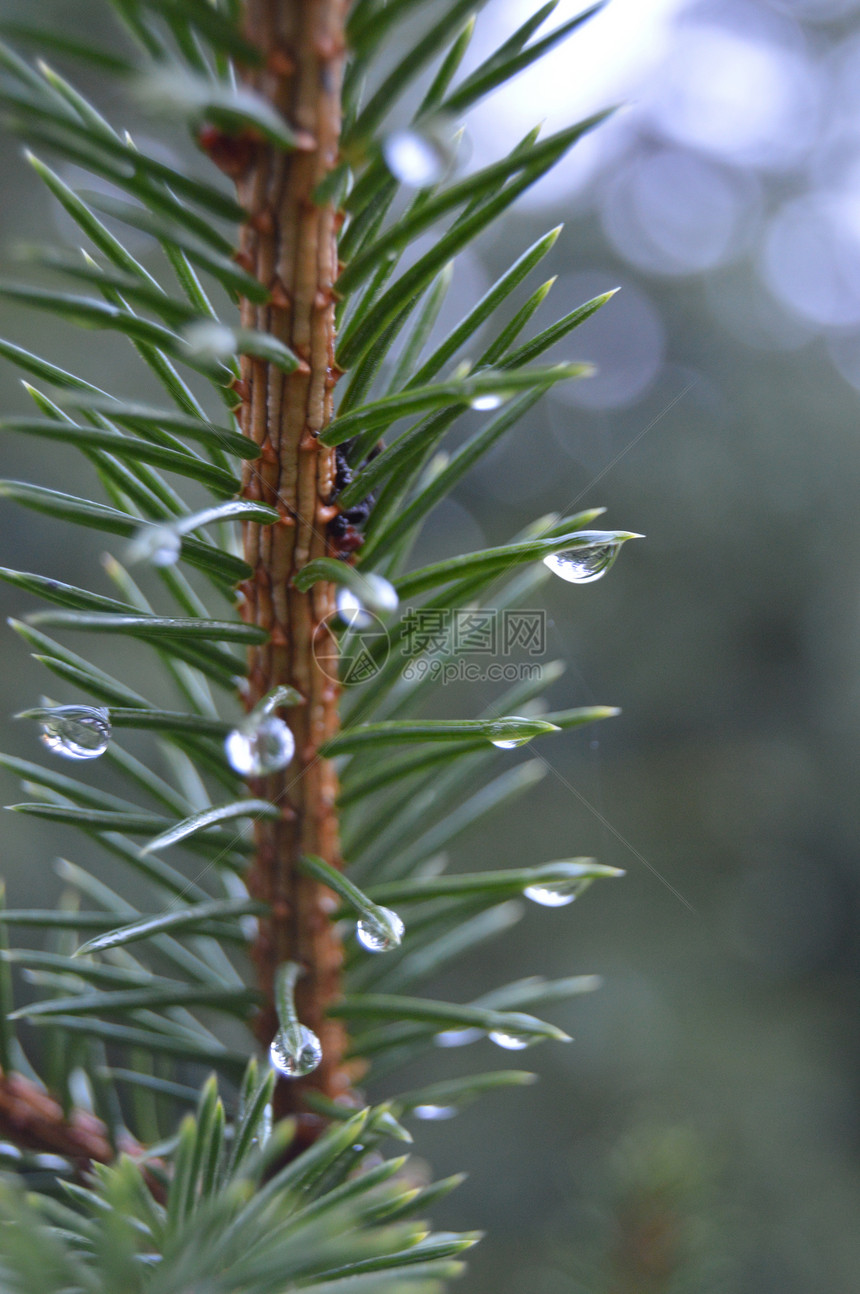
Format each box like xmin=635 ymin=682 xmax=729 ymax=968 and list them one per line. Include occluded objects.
xmin=469 ymin=394 xmax=505 ymax=411
xmin=181 ymin=320 xmax=237 ymax=362
xmin=225 ymin=716 xmax=295 ymax=777
xmin=364 ymin=574 xmax=399 ymax=614
xmin=489 ymin=1030 xmax=532 ymax=1051
xmin=239 ymin=911 xmax=260 ymax=941
xmin=269 ymin=1024 xmax=322 ymax=1078
xmin=542 ymin=542 xmax=621 ymax=585
xmin=523 ymin=882 xmax=580 ymax=908
xmin=413 ymin=1104 xmax=457 ymax=1121
xmin=356 ymin=905 xmax=405 ymax=953
xmin=434 ymin=1027 xmax=482 ymax=1048
xmin=337 ymin=575 xmax=398 ymax=627
xmin=39 ymin=705 xmax=111 ymax=761
xmin=488 ymin=716 xmax=558 ymax=749
xmin=337 ymin=587 xmax=373 ymax=630
xmin=127 ymin=523 xmax=181 ymax=567
xmin=381 ymin=128 xmax=452 ymax=188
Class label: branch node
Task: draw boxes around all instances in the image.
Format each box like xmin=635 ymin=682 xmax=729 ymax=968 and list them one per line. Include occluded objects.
xmin=269 ymin=276 xmax=292 ymax=309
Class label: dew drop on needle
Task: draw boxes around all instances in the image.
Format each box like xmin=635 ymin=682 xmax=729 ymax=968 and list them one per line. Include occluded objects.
xmin=39 ymin=706 xmax=111 ymax=761
xmin=224 ymin=716 xmax=295 ymax=776
xmin=434 ymin=1027 xmax=482 ymax=1048
xmin=337 ymin=586 xmax=373 ymax=630
xmin=488 ymin=1030 xmax=532 ymax=1051
xmin=523 ymin=881 xmax=580 ymax=908
xmin=413 ymin=1104 xmax=457 ymax=1121
xmin=381 ymin=127 xmax=452 ymax=188
xmin=127 ymin=524 xmax=181 ymax=567
xmin=269 ymin=1025 xmax=322 ymax=1078
xmin=543 ymin=542 xmax=621 ymax=585
xmin=356 ymin=905 xmax=405 ymax=953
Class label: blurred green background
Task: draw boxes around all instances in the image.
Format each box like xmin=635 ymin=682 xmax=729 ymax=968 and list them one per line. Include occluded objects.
xmin=3 ymin=1 xmax=860 ymax=1290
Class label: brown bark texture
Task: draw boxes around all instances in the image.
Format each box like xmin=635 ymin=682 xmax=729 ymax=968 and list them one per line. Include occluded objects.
xmin=232 ymin=0 xmax=353 ymax=1117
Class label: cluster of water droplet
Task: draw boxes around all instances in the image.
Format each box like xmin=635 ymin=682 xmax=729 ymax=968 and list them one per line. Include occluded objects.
xmin=269 ymin=1024 xmax=323 ymax=1079
xmin=39 ymin=705 xmax=111 ymax=761
xmin=224 ymin=716 xmax=295 ymax=777
xmin=356 ymin=905 xmax=405 ymax=954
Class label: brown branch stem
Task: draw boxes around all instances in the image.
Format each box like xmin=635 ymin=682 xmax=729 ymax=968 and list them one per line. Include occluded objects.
xmin=0 ymin=1069 xmax=155 ymax=1184
xmin=233 ymin=0 xmax=354 ymax=1118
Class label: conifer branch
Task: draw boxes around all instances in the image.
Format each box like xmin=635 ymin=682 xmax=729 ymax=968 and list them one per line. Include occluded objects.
xmin=0 ymin=3 xmax=631 ymax=1280
xmin=226 ymin=0 xmax=353 ymax=1116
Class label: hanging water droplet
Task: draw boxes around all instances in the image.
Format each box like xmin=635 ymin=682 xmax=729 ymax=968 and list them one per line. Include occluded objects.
xmin=337 ymin=574 xmax=399 ymax=627
xmin=364 ymin=574 xmax=399 ymax=615
xmin=126 ymin=523 xmax=181 ymax=567
xmin=239 ymin=911 xmax=260 ymax=941
xmin=434 ymin=1027 xmax=482 ymax=1048
xmin=337 ymin=586 xmax=373 ymax=630
xmin=356 ymin=905 xmax=405 ymax=953
xmin=39 ymin=705 xmax=111 ymax=761
xmin=542 ymin=541 xmax=621 ymax=585
xmin=490 ymin=735 xmax=532 ymax=750
xmin=523 ymin=881 xmax=580 ymax=908
xmin=469 ymin=393 xmax=505 ymax=411
xmin=381 ymin=127 xmax=453 ymax=188
xmin=224 ymin=716 xmax=295 ymax=777
xmin=413 ymin=1104 xmax=457 ymax=1121
xmin=181 ymin=320 xmax=237 ymax=363
xmin=269 ymin=1023 xmax=322 ymax=1078
xmin=488 ymin=1029 xmax=532 ymax=1051
xmin=488 ymin=715 xmax=559 ymax=749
